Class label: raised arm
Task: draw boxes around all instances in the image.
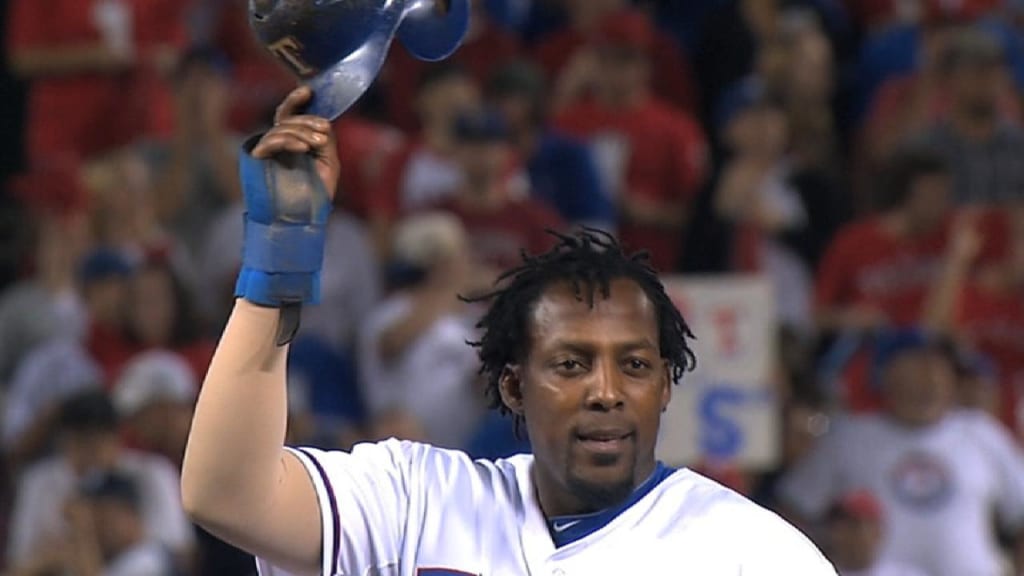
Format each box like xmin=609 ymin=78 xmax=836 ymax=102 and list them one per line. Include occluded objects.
xmin=180 ymin=86 xmax=340 ymax=575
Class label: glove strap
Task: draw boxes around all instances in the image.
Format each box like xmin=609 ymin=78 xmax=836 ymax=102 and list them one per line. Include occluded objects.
xmin=234 ymin=137 xmax=332 ymax=346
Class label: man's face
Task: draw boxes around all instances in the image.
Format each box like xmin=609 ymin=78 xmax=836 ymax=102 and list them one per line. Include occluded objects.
xmin=503 ymin=278 xmax=670 ymax=513
xmin=62 ymin=431 xmax=119 ymax=476
xmin=417 ymin=76 xmax=480 ymax=128
xmin=904 ymin=173 xmax=951 ymax=230
xmin=881 ymin=349 xmax=955 ymax=426
xmin=456 ymin=140 xmax=509 ymax=191
xmin=950 ymin=63 xmax=1005 ymax=120
xmin=84 ymin=276 xmax=129 ymax=326
xmin=128 ymin=268 xmax=176 ymax=346
xmin=595 ymin=46 xmax=649 ymax=103
xmin=92 ymin=499 xmax=139 ymax=558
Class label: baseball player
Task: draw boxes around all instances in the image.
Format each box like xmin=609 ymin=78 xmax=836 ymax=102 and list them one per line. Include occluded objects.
xmin=181 ymin=86 xmax=836 ymax=575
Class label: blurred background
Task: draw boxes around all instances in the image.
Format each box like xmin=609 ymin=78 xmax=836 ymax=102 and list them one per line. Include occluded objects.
xmin=0 ymin=0 xmax=1024 ymax=574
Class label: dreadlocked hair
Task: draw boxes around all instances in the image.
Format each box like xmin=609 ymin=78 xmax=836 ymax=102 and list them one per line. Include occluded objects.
xmin=462 ymin=228 xmax=697 ymax=432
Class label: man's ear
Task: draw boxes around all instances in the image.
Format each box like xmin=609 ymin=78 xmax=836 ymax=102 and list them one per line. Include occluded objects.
xmin=499 ymin=365 xmax=525 ymax=416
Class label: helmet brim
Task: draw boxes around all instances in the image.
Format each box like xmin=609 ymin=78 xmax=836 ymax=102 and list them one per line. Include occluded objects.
xmin=397 ymin=0 xmax=470 ymax=61
xmin=303 ymin=31 xmax=395 ymax=121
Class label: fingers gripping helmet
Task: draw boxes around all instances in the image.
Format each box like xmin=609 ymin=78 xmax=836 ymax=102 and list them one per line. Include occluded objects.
xmin=249 ymin=0 xmax=470 ymax=120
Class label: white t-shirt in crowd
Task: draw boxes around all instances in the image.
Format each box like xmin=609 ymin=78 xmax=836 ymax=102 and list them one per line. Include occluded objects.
xmin=779 ymin=410 xmax=1024 ymax=576
xmin=6 ymin=450 xmax=194 ymax=565
xmin=105 ymin=540 xmax=175 ymax=576
xmin=257 ymin=439 xmax=836 ymax=576
xmin=357 ymin=296 xmax=483 ymax=449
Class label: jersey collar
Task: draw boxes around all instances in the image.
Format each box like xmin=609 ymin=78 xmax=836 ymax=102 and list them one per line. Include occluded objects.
xmin=545 ymin=462 xmax=676 ymax=548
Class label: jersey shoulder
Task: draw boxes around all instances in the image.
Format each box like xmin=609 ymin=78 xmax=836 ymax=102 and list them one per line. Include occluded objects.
xmin=654 ymin=469 xmax=836 ymax=573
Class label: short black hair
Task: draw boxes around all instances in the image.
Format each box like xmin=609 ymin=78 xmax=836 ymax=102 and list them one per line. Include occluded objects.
xmin=464 ymin=229 xmax=696 ymax=430
xmin=58 ymin=389 xmax=119 ymax=434
xmin=878 ymin=147 xmax=950 ymax=210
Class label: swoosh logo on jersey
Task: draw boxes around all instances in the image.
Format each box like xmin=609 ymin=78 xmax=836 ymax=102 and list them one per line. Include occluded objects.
xmin=552 ymin=519 xmax=582 ymax=533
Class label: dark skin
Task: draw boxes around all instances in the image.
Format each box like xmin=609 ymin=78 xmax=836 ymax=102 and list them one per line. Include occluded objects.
xmin=252 ymin=86 xmax=341 ymax=198
xmin=499 ymin=278 xmax=671 ymax=517
xmin=250 ymin=85 xmax=665 ymax=529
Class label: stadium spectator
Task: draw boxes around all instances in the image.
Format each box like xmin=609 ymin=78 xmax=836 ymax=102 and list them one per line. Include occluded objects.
xmin=432 ymin=107 xmax=564 ymax=271
xmin=124 ymin=255 xmax=214 ymax=382
xmin=486 ymin=60 xmax=614 ymax=232
xmin=370 ymin=64 xmax=481 ymax=255
xmin=1 ymin=248 xmax=138 ymax=468
xmin=824 ymin=490 xmax=927 ymax=576
xmin=5 ymin=390 xmax=193 ymax=571
xmin=815 ymin=148 xmax=954 ymax=334
xmin=112 ymin=350 xmax=197 ymax=468
xmin=357 ymin=212 xmax=487 ymax=449
xmin=924 ymin=205 xmax=1024 ymax=440
xmin=712 ymin=86 xmax=815 ymax=333
xmin=534 ymin=0 xmax=696 ymax=112
xmin=908 ymin=27 xmax=1024 ymax=205
xmin=6 ymin=471 xmax=179 ymax=576
xmin=151 ymin=46 xmax=243 ymax=263
xmin=6 ymin=0 xmax=186 ymax=162
xmin=555 ymin=10 xmax=708 ymax=272
xmin=778 ymin=328 xmax=1024 ymax=576
xmin=0 ymin=166 xmax=91 ymax=385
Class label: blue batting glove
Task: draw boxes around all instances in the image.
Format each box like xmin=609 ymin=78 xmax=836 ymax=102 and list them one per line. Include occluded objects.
xmin=234 ymin=135 xmax=332 ymax=307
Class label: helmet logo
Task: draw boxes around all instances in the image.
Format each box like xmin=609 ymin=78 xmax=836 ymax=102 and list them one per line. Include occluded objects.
xmin=267 ymin=36 xmax=316 ymax=77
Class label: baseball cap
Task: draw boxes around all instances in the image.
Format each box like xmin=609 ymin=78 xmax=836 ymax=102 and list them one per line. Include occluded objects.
xmin=392 ymin=212 xmax=467 ymax=270
xmin=873 ymin=327 xmax=941 ymax=376
xmin=594 ymin=9 xmax=654 ymax=54
xmin=77 ymin=248 xmax=135 ymax=285
xmin=829 ymin=490 xmax=883 ymax=522
xmin=113 ymin=350 xmax=197 ymax=417
xmin=714 ymin=78 xmax=773 ymax=136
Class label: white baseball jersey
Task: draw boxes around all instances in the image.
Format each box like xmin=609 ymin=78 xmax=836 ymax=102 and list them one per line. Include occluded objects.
xmin=257 ymin=439 xmax=835 ymax=576
xmin=778 ymin=410 xmax=1024 ymax=576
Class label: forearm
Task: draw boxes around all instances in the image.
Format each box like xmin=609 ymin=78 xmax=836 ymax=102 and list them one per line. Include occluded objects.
xmin=921 ymin=258 xmax=970 ymax=333
xmin=11 ymin=45 xmax=129 ymax=77
xmin=181 ymin=299 xmax=290 ymax=525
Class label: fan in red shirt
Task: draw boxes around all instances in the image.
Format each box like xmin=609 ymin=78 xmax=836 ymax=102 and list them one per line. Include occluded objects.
xmin=816 ymin=148 xmax=1007 ymax=410
xmin=554 ymin=10 xmax=708 ymax=273
xmin=928 ymin=206 xmax=1024 ymax=439
xmin=7 ymin=0 xmax=187 ymax=163
xmin=369 ymin=65 xmax=482 ymax=256
xmin=533 ymin=0 xmax=697 ymax=113
xmin=430 ymin=107 xmax=565 ymax=272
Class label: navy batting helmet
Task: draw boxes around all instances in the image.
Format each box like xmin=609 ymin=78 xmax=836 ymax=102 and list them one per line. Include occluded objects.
xmin=249 ymin=0 xmax=470 ymax=120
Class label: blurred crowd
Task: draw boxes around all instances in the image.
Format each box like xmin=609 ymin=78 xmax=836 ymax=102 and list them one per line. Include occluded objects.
xmin=1 ymin=0 xmax=1024 ymax=574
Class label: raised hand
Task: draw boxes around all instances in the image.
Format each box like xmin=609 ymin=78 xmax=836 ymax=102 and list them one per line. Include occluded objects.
xmin=252 ymin=86 xmax=340 ymax=198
